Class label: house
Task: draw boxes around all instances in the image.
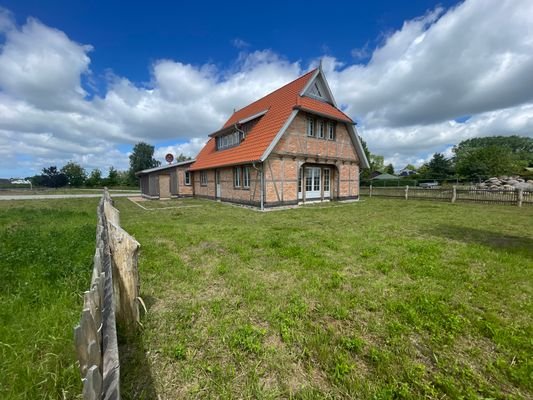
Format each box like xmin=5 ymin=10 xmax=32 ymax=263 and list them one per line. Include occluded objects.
xmin=371 ymin=173 xmax=399 ymax=181
xmin=398 ymin=166 xmax=417 ymax=177
xmin=137 ymin=66 xmax=369 ymax=209
xmin=136 ymin=160 xmax=195 ymax=199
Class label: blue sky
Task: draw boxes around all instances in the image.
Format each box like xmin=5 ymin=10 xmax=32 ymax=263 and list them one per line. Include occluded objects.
xmin=1 ymin=0 xmax=532 ymax=178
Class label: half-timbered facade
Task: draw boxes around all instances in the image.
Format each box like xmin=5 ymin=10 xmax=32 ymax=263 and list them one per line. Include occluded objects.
xmin=137 ymin=66 xmax=369 ymax=208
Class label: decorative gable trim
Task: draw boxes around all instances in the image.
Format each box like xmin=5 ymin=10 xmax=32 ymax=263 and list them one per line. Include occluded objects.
xmin=299 ymin=66 xmax=338 ymax=107
xmin=347 ymin=124 xmax=370 ymax=169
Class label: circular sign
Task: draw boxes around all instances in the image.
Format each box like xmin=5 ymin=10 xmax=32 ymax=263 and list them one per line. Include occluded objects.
xmin=165 ymin=153 xmax=174 ymax=163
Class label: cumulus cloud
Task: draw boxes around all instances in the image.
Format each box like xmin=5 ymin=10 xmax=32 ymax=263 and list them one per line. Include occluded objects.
xmin=328 ymin=0 xmax=533 ymax=129
xmin=1 ymin=0 xmax=533 ymax=177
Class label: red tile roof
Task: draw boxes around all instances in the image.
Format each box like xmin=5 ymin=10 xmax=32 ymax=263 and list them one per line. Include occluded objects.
xmin=190 ymin=69 xmax=353 ymax=171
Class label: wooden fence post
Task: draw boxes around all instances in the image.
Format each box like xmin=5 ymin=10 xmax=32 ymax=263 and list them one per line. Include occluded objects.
xmin=82 ymin=365 xmax=102 ymax=400
xmin=517 ymin=188 xmax=523 ymax=207
xmin=369 ymin=184 xmax=373 ymax=198
xmin=107 ymin=221 xmax=141 ymax=327
xmin=451 ymin=185 xmax=457 ymax=203
xmin=405 ymin=185 xmax=409 ymax=200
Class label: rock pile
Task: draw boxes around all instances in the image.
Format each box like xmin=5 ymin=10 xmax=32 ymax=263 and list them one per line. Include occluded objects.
xmin=478 ymin=176 xmax=533 ymax=191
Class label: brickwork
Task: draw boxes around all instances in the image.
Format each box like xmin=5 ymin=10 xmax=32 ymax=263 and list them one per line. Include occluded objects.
xmin=273 ymin=113 xmax=359 ymax=161
xmin=175 ymin=166 xmax=194 ymax=196
xmin=261 ymin=111 xmax=361 ymax=205
xmin=193 ymin=166 xmax=262 ymax=205
xmin=193 ymin=169 xmax=215 ymax=198
xmin=142 ymin=113 xmax=361 ymax=207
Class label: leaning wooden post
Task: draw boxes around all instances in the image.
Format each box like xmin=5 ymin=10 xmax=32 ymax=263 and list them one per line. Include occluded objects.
xmin=451 ymin=185 xmax=457 ymax=203
xmin=517 ymin=188 xmax=523 ymax=207
xmin=405 ymin=185 xmax=409 ymax=200
xmin=369 ymin=184 xmax=373 ymax=198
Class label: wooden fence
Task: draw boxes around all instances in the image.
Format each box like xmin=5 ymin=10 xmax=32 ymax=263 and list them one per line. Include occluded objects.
xmin=361 ymin=185 xmax=532 ymax=207
xmin=74 ymin=189 xmax=141 ymax=400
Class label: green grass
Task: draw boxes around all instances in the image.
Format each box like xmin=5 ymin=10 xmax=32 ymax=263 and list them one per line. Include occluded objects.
xmin=1 ymin=197 xmax=532 ymax=399
xmin=0 ymin=199 xmax=99 ymax=399
xmin=0 ymin=187 xmax=139 ymax=196
xmin=116 ymin=198 xmax=533 ymax=399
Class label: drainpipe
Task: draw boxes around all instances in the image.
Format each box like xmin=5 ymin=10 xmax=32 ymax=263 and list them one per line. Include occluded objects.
xmin=252 ymin=161 xmax=264 ymax=211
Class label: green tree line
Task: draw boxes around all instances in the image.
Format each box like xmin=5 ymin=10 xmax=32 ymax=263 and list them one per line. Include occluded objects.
xmin=361 ymin=135 xmax=533 ymax=181
xmin=27 ymin=142 xmax=191 ymax=188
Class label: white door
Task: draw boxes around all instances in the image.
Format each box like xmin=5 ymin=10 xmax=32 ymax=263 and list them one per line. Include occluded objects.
xmin=305 ymin=167 xmax=321 ymax=199
xmin=216 ymin=170 xmax=221 ymax=198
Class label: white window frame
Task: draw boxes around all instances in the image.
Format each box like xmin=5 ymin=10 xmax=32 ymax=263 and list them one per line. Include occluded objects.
xmin=243 ymin=166 xmax=250 ymax=189
xmin=200 ymin=171 xmax=208 ymax=186
xmin=184 ymin=171 xmax=191 ymax=185
xmin=327 ymin=122 xmax=336 ymax=140
xmin=307 ymin=117 xmax=315 ymax=137
xmin=234 ymin=166 xmax=241 ymax=188
xmin=323 ymin=168 xmax=330 ymax=193
xmin=317 ymin=120 xmax=325 ymax=139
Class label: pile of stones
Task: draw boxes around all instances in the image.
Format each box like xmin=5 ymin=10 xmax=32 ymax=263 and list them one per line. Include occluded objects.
xmin=478 ymin=176 xmax=533 ymax=190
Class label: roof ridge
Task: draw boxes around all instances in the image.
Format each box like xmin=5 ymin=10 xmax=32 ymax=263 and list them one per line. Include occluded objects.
xmin=230 ymin=68 xmax=317 ymax=116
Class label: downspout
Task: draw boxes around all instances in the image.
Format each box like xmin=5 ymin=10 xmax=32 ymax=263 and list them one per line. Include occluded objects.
xmin=252 ymin=161 xmax=264 ymax=211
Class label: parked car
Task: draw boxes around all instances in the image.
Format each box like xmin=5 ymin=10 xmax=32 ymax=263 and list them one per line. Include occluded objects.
xmin=419 ymin=181 xmax=439 ymax=188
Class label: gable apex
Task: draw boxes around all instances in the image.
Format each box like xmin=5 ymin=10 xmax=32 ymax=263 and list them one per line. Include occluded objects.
xmin=300 ymin=68 xmax=338 ymax=107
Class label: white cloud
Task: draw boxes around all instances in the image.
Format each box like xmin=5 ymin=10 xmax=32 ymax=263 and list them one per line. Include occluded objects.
xmin=232 ymin=38 xmax=250 ymax=49
xmin=1 ymin=0 xmax=533 ymax=178
xmin=0 ymin=16 xmax=92 ymax=110
xmin=154 ymin=138 xmax=207 ymax=162
xmin=328 ymin=0 xmax=533 ymax=129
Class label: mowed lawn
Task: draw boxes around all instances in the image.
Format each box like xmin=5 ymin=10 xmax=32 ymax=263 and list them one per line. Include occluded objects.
xmin=116 ymin=198 xmax=532 ymax=399
xmin=0 ymin=199 xmax=99 ymax=399
xmin=0 ymin=198 xmax=531 ymax=399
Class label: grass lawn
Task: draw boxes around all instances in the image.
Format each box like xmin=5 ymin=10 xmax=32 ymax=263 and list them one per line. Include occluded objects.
xmin=116 ymin=198 xmax=532 ymax=399
xmin=0 ymin=199 xmax=98 ymax=399
xmin=0 ymin=187 xmax=140 ymax=196
xmin=0 ymin=197 xmax=531 ymax=399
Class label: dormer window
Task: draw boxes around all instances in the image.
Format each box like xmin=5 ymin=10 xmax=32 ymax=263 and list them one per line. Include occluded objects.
xmin=216 ymin=130 xmax=240 ymax=150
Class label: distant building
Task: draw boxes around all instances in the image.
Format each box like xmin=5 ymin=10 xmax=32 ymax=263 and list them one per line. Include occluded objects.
xmin=371 ymin=173 xmax=400 ymax=180
xmin=398 ymin=166 xmax=417 ymax=177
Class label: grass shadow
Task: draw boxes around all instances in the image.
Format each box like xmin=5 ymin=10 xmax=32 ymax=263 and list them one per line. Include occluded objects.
xmin=429 ymin=224 xmax=533 ymax=259
xmin=119 ymin=329 xmax=158 ymax=400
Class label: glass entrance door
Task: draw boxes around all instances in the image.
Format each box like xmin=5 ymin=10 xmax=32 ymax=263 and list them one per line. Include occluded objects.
xmin=298 ymin=166 xmax=332 ymax=200
xmin=305 ymin=167 xmax=321 ymax=199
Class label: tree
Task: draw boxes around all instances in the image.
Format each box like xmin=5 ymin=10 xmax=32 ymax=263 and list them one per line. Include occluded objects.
xmin=86 ymin=169 xmax=102 ymax=187
xmin=455 ymin=146 xmax=515 ymax=179
xmin=359 ymin=136 xmax=386 ymax=179
xmin=404 ymin=164 xmax=417 ymax=171
xmin=424 ymin=153 xmax=454 ymax=179
xmin=369 ymin=155 xmax=385 ymax=172
xmin=116 ymin=170 xmax=132 ymax=186
xmin=453 ymin=135 xmax=532 ymax=177
xmin=61 ymin=161 xmax=86 ymax=187
xmin=175 ymin=153 xmax=192 ymax=162
xmin=128 ymin=142 xmax=160 ymax=184
xmin=105 ymin=166 xmax=119 ymax=187
xmin=40 ymin=166 xmax=68 ymax=188
xmin=385 ymin=163 xmax=394 ymax=174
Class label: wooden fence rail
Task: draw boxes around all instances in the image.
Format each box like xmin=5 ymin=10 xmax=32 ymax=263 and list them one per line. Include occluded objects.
xmin=74 ymin=189 xmax=141 ymax=400
xmin=362 ymin=185 xmax=532 ymax=207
